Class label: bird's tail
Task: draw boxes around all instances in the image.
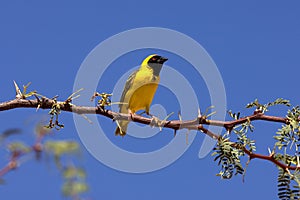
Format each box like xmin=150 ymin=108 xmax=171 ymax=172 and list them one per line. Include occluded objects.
xmin=115 ymin=120 xmax=129 ymax=136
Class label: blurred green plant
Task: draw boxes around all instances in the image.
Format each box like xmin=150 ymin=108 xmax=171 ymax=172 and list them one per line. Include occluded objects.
xmin=62 ymin=166 xmax=89 ymax=198
xmin=0 ymin=124 xmax=89 ymax=200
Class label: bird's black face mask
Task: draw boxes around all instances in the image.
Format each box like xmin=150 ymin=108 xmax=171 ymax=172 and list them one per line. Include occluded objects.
xmin=148 ymin=56 xmax=168 ymax=76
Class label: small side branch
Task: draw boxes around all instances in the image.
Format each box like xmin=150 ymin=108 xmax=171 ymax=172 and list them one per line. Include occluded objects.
xmin=241 ymin=147 xmax=298 ymax=171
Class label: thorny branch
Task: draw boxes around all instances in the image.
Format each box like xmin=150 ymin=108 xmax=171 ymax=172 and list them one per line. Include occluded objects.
xmin=0 ymin=97 xmax=289 ymax=131
xmin=0 ymin=96 xmax=298 ymax=172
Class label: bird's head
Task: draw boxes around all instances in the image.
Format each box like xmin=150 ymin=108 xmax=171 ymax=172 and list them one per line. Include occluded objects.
xmin=142 ymin=54 xmax=168 ymax=76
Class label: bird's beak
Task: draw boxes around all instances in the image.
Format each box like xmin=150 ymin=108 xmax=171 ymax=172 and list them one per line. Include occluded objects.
xmin=158 ymin=57 xmax=168 ymax=64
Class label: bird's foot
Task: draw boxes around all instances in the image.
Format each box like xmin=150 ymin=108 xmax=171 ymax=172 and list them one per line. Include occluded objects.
xmin=128 ymin=109 xmax=135 ymax=121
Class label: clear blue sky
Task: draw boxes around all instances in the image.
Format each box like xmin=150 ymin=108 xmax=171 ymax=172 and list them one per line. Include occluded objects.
xmin=1 ymin=1 xmax=300 ymax=199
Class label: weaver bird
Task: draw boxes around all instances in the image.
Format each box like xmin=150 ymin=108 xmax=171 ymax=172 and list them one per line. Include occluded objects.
xmin=115 ymin=54 xmax=168 ymax=136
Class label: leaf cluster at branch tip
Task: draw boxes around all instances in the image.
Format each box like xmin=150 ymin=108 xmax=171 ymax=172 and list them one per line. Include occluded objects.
xmin=246 ymin=98 xmax=291 ymax=113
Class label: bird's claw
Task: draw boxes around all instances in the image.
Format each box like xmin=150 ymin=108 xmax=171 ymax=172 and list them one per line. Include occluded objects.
xmin=128 ymin=109 xmax=135 ymax=121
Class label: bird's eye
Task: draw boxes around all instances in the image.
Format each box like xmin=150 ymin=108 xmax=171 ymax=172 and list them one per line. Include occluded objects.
xmin=151 ymin=57 xmax=157 ymax=61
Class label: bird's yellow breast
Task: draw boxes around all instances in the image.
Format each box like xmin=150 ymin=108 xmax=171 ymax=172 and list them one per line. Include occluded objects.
xmin=128 ymin=67 xmax=160 ymax=113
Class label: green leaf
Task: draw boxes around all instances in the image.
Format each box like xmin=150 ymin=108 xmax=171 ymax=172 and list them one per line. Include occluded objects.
xmin=62 ymin=181 xmax=88 ymax=197
xmin=228 ymin=110 xmax=240 ymax=120
xmin=246 ymin=99 xmax=260 ymax=108
xmin=267 ymin=98 xmax=291 ymax=107
xmin=63 ymin=166 xmax=86 ymax=179
xmin=246 ymin=98 xmax=291 ymax=114
xmin=45 ymin=140 xmax=79 ymax=156
xmin=7 ymin=142 xmax=31 ymax=153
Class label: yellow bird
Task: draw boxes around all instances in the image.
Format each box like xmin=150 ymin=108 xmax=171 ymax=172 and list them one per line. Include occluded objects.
xmin=115 ymin=54 xmax=168 ymax=136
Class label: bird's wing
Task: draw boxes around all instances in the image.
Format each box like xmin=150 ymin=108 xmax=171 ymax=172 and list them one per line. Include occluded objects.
xmin=119 ymin=69 xmax=138 ymax=110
